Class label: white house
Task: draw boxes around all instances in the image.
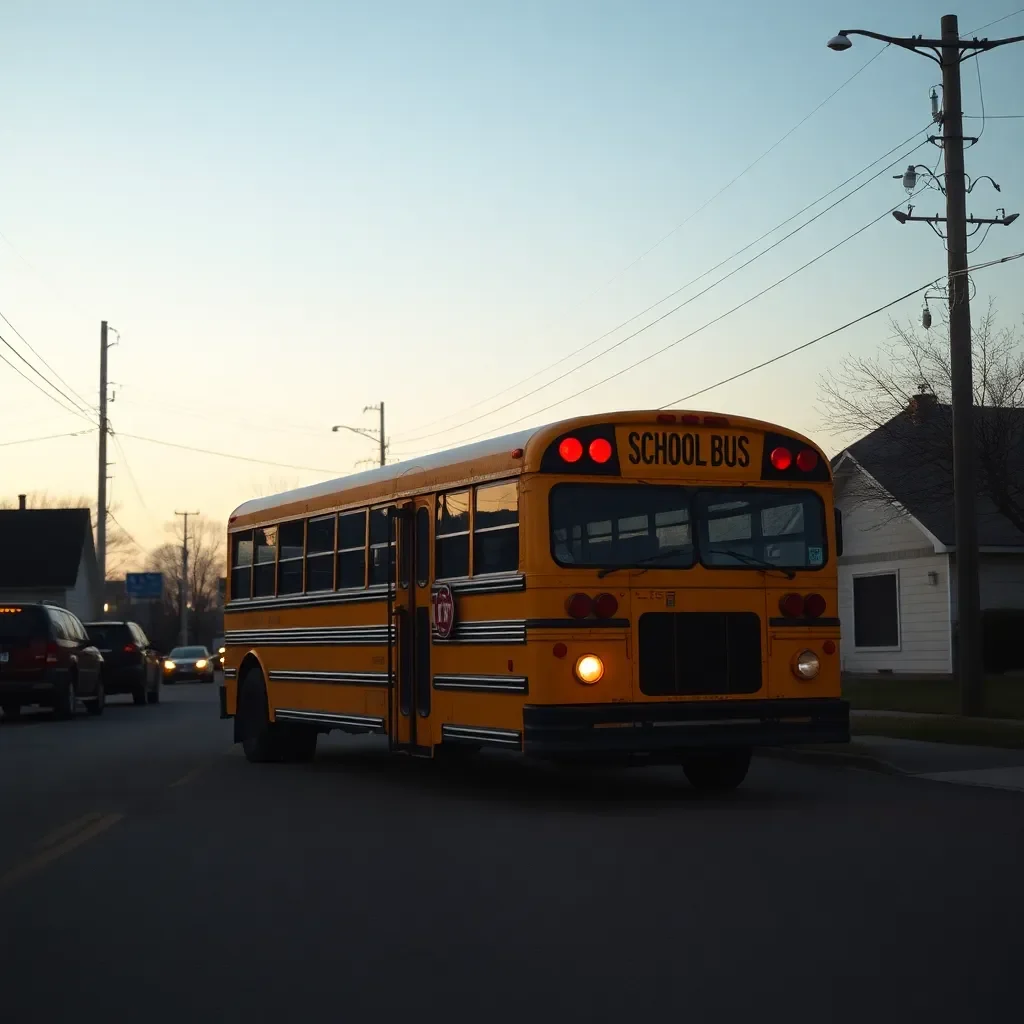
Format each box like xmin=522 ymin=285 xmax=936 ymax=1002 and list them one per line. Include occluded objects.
xmin=833 ymin=397 xmax=1024 ymax=675
xmin=0 ymin=504 xmax=101 ymax=619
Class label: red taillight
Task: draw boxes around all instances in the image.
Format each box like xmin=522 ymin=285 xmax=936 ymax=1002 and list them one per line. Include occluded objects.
xmin=559 ymin=437 xmax=583 ymax=463
xmin=680 ymin=413 xmax=701 ymax=425
xmin=779 ymin=593 xmax=805 ymax=618
xmin=770 ymin=447 xmax=793 ymax=470
xmin=45 ymin=641 xmax=58 ymax=664
xmin=588 ymin=438 xmax=613 ymax=464
xmin=804 ymin=593 xmax=826 ymax=618
xmin=566 ymin=593 xmax=593 ymax=619
xmin=30 ymin=637 xmax=46 ymax=661
xmin=123 ymin=643 xmax=137 ymax=653
xmin=796 ymin=448 xmax=819 ymax=472
xmin=703 ymin=415 xmax=730 ymax=426
xmin=823 ymin=640 xmax=836 ymax=655
xmin=656 ymin=413 xmax=676 ymax=423
xmin=593 ymin=592 xmax=618 ymax=619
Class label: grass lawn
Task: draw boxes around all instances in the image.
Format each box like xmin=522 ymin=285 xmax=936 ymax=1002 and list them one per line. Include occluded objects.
xmin=843 ymin=673 xmax=1024 ymax=719
xmin=850 ymin=713 xmax=1024 ymax=749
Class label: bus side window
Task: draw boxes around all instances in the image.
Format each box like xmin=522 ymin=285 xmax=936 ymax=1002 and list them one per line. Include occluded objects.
xmin=474 ymin=481 xmax=519 ymax=575
xmin=834 ymin=508 xmax=844 ymax=558
xmin=416 ymin=506 xmax=430 ymax=586
xmin=436 ymin=491 xmax=470 ymax=579
xmin=231 ymin=530 xmax=254 ymax=601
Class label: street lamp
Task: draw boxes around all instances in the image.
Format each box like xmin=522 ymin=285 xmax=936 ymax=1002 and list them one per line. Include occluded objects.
xmin=827 ymin=15 xmax=1023 ymax=717
xmin=331 ymin=402 xmax=387 ymax=467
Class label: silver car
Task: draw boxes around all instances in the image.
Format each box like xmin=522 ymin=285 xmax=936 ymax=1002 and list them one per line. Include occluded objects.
xmin=163 ymin=646 xmax=214 ymax=684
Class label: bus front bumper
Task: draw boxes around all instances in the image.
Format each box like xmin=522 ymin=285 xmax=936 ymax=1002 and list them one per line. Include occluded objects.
xmin=522 ymin=698 xmax=849 ymax=759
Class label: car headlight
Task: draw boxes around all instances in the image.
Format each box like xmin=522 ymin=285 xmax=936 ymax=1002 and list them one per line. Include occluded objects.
xmin=792 ymin=650 xmax=820 ymax=680
xmin=574 ymin=654 xmax=604 ymax=684
xmin=195 ymin=659 xmax=208 ymax=670
xmin=164 ymin=660 xmax=176 ymax=670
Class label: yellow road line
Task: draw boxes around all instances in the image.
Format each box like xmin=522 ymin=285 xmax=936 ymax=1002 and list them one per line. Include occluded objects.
xmin=0 ymin=812 xmax=124 ymax=891
xmin=33 ymin=811 xmax=105 ymax=851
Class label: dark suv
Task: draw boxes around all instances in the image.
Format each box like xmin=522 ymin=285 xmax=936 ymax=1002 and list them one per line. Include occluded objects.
xmin=0 ymin=603 xmax=105 ymax=720
xmin=83 ymin=621 xmax=162 ymax=706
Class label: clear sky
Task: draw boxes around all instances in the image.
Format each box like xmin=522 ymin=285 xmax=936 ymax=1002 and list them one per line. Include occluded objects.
xmin=2 ymin=0 xmax=1022 ymax=563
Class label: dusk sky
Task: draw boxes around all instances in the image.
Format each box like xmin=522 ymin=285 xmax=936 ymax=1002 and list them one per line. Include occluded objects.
xmin=2 ymin=0 xmax=1022 ymax=562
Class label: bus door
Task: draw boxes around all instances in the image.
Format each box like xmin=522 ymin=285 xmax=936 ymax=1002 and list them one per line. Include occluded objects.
xmin=390 ymin=499 xmax=433 ymax=754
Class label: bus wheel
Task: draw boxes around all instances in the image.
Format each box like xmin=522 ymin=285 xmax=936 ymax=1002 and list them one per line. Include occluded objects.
xmin=237 ymin=666 xmax=285 ymax=763
xmin=281 ymin=725 xmax=318 ymax=763
xmin=682 ymin=749 xmax=751 ymax=792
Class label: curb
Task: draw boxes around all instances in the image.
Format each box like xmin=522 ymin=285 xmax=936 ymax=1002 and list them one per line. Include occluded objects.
xmin=759 ymin=746 xmax=905 ymax=776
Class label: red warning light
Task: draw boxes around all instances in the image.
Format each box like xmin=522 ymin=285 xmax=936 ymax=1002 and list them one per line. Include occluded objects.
xmin=559 ymin=437 xmax=583 ymax=463
xmin=770 ymin=447 xmax=793 ymax=471
xmin=588 ymin=438 xmax=613 ymax=464
xmin=796 ymin=448 xmax=819 ymax=472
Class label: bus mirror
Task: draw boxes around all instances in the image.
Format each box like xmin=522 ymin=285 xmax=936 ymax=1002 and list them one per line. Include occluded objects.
xmin=834 ymin=508 xmax=843 ymax=558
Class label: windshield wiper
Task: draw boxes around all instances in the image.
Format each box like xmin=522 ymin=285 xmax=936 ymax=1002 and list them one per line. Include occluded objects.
xmin=713 ymin=549 xmax=796 ymax=580
xmin=596 ymin=549 xmax=691 ymax=579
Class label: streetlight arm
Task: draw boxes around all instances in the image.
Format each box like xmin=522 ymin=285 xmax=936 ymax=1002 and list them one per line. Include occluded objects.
xmin=836 ymin=28 xmax=1024 ymax=55
xmin=331 ymin=424 xmax=379 ymax=442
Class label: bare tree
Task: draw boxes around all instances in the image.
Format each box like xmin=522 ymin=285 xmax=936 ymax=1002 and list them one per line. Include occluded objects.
xmin=0 ymin=491 xmax=139 ymax=578
xmin=146 ymin=516 xmax=225 ymax=622
xmin=819 ymin=301 xmax=1024 ymax=533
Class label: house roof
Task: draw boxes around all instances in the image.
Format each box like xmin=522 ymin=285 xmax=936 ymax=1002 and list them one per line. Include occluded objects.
xmin=0 ymin=509 xmax=94 ymax=588
xmin=835 ymin=402 xmax=1024 ymax=548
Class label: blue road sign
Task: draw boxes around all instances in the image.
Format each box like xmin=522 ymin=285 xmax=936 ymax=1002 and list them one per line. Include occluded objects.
xmin=125 ymin=572 xmax=164 ymax=600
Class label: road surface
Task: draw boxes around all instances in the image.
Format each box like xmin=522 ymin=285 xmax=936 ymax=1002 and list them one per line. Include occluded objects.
xmin=1 ymin=685 xmax=1021 ymax=1022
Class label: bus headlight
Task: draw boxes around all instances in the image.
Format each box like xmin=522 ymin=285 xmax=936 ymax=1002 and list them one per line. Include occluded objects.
xmin=574 ymin=654 xmax=604 ymax=684
xmin=792 ymin=650 xmax=820 ymax=680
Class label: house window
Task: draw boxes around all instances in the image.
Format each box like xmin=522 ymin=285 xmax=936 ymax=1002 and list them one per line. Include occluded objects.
xmin=277 ymin=520 xmax=304 ymax=595
xmin=474 ymin=481 xmax=519 ymax=575
xmin=231 ymin=531 xmax=253 ymax=600
xmin=306 ymin=515 xmax=335 ymax=592
xmin=436 ymin=490 xmax=470 ymax=579
xmin=853 ymin=572 xmax=900 ymax=648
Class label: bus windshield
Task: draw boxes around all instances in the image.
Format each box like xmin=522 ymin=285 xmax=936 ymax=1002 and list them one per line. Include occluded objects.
xmin=550 ymin=484 xmax=827 ymax=572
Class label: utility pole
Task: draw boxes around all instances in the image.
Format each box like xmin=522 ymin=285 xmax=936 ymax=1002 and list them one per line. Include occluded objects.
xmin=827 ymin=16 xmax=1022 ymax=716
xmin=97 ymin=321 xmax=109 ymax=594
xmin=331 ymin=402 xmax=388 ymax=467
xmin=175 ymin=511 xmax=199 ymax=646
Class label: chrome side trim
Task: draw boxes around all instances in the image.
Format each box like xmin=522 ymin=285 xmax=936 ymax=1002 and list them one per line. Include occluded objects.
xmin=223 ymin=668 xmax=237 ymax=679
xmin=433 ymin=574 xmax=525 ymax=596
xmin=226 ymin=584 xmax=390 ymax=613
xmin=270 ymin=670 xmax=388 ymax=688
xmin=433 ymin=619 xmax=527 ymax=644
xmin=225 ymin=625 xmax=392 ymax=647
xmin=433 ymin=674 xmax=528 ymax=694
xmin=273 ymin=709 xmax=385 ymax=732
xmin=441 ymin=724 xmax=522 ymax=748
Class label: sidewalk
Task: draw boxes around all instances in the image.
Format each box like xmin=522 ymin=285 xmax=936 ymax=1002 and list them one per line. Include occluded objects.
xmin=765 ymin=712 xmax=1024 ymax=793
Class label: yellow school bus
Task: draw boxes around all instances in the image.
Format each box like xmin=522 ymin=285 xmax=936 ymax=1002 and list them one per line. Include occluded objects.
xmin=220 ymin=410 xmax=848 ymax=790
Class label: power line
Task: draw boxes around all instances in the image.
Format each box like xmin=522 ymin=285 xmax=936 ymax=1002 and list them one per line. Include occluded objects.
xmin=662 ymin=251 xmax=1024 ymax=407
xmin=394 ymin=125 xmax=932 ymax=446
xmin=115 ymin=431 xmax=343 ymax=474
xmin=0 ymin=330 xmax=94 ymax=420
xmin=0 ymin=337 xmax=94 ymax=423
xmin=967 ymin=7 xmax=1024 ymax=34
xmin=110 ymin=429 xmax=157 ymax=529
xmin=0 ymin=429 xmax=94 ymax=448
xmin=404 ymin=180 xmax=937 ymax=455
xmin=0 ymin=308 xmax=94 ymax=413
xmin=964 ymin=113 xmax=1024 ymax=119
xmin=569 ymin=44 xmax=892 ymax=302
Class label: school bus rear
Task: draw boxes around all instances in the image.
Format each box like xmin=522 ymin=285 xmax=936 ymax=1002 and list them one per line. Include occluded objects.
xmin=514 ymin=412 xmax=849 ymax=764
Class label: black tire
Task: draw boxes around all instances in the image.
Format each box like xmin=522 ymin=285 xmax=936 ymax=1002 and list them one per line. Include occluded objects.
xmin=132 ymin=684 xmax=147 ymax=706
xmin=147 ymin=685 xmax=160 ymax=705
xmin=53 ymin=675 xmax=77 ymax=720
xmin=281 ymin=725 xmax=318 ymax=763
xmin=237 ymin=666 xmax=285 ymax=763
xmin=682 ymin=749 xmax=751 ymax=792
xmin=2 ymin=703 xmax=22 ymax=720
xmin=86 ymin=679 xmax=106 ymax=716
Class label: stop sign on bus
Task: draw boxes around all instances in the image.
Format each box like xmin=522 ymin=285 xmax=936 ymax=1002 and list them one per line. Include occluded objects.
xmin=432 ymin=584 xmax=456 ymax=640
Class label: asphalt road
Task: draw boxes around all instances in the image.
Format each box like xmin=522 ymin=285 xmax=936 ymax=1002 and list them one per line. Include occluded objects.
xmin=1 ymin=685 xmax=1021 ymax=1024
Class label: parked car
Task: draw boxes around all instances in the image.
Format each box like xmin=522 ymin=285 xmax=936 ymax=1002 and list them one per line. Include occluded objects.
xmin=83 ymin=620 xmax=161 ymax=706
xmin=163 ymin=646 xmax=214 ymax=683
xmin=0 ymin=603 xmax=104 ymax=720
